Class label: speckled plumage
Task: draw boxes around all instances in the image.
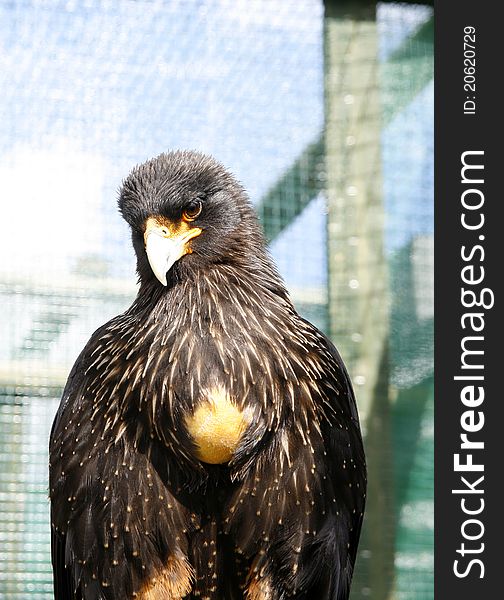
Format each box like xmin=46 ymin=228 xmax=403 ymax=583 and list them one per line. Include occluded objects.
xmin=49 ymin=151 xmax=366 ymax=600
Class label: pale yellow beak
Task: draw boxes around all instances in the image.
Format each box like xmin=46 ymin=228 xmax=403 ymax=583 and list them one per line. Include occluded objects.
xmin=143 ymin=217 xmax=202 ymax=285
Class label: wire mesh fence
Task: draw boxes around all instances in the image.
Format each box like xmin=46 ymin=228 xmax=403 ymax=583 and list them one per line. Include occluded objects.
xmin=0 ymin=1 xmax=433 ymax=598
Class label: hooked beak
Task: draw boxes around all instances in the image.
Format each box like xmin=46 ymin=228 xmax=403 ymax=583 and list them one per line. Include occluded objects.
xmin=144 ymin=217 xmax=202 ymax=285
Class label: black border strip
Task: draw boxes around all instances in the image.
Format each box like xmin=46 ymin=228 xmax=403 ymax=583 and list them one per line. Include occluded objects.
xmin=435 ymin=1 xmax=501 ymax=597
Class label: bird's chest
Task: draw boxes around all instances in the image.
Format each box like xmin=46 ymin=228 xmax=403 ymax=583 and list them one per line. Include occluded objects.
xmin=166 ymin=332 xmax=260 ymax=465
xmin=133 ymin=296 xmax=273 ymax=465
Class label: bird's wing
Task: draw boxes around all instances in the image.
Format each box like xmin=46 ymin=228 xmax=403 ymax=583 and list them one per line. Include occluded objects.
xmin=51 ymin=528 xmax=78 ymax=600
xmin=225 ymin=319 xmax=366 ymax=599
xmin=50 ymin=331 xmax=95 ymax=600
xmin=303 ymin=320 xmax=367 ymax=593
xmin=49 ymin=322 xmax=193 ymax=600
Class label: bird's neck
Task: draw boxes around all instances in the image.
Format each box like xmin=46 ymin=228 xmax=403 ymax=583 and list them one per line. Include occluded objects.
xmin=134 ymin=260 xmax=292 ymax=326
xmin=115 ymin=261 xmax=299 ymax=457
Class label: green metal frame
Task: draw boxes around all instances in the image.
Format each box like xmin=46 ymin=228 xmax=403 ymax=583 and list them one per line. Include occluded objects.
xmin=256 ymin=13 xmax=433 ymax=244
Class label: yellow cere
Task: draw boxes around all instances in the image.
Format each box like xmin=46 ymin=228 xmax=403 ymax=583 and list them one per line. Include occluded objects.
xmin=143 ymin=215 xmax=197 ymax=240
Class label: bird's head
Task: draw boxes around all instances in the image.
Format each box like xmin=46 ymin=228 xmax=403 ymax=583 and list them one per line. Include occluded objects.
xmin=118 ymin=151 xmax=267 ymax=287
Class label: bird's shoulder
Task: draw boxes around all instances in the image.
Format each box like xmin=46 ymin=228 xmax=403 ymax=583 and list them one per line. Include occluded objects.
xmin=298 ymin=317 xmax=359 ymax=419
xmin=50 ymin=313 xmax=131 ymax=442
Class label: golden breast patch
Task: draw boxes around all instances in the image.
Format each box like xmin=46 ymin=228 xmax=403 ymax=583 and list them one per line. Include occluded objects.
xmin=184 ymin=386 xmax=251 ymax=464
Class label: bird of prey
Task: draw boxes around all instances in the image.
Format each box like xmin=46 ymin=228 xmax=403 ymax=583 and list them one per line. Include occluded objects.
xmin=49 ymin=151 xmax=366 ymax=600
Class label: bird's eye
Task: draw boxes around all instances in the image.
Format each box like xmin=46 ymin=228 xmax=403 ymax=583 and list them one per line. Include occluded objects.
xmin=182 ymin=200 xmax=203 ymax=222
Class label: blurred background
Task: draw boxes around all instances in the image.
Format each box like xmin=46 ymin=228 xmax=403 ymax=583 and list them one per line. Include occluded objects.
xmin=0 ymin=1 xmax=433 ymax=598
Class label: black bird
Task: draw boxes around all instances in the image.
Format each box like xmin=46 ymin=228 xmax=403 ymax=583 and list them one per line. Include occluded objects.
xmin=49 ymin=150 xmax=366 ymax=600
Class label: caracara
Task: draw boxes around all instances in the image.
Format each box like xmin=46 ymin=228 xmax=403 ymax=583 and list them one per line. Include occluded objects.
xmin=49 ymin=150 xmax=366 ymax=600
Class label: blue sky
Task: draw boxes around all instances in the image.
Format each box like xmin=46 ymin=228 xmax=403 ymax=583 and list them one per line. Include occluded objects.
xmin=0 ymin=0 xmax=324 ymax=285
xmin=0 ymin=0 xmax=432 ymax=290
